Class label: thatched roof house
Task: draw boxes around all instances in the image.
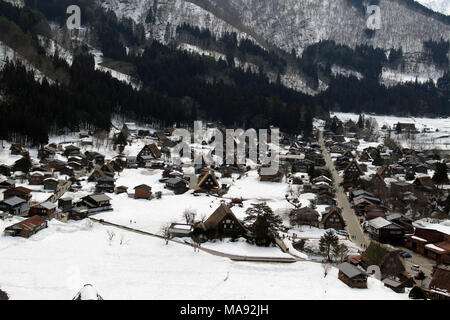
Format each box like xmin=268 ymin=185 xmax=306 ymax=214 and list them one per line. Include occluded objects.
xmin=73 ymin=284 xmax=103 ymax=300
xmin=201 ymin=204 xmax=246 ymax=238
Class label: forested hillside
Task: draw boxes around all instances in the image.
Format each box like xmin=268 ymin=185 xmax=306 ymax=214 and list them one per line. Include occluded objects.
xmin=0 ymin=0 xmax=449 ymax=147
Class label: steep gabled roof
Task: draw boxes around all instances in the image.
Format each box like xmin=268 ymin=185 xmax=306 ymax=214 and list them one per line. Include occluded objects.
xmin=197 ymin=170 xmax=220 ymax=189
xmin=203 ymin=204 xmax=245 ymax=231
xmin=429 ymin=267 xmax=450 ymax=293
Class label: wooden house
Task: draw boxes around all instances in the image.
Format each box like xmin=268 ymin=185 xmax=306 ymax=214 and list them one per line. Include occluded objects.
xmin=259 ymin=170 xmax=284 ymax=183
xmin=82 ymin=194 xmax=112 ymax=212
xmin=0 ymin=179 xmax=15 ymax=189
xmin=201 ymin=204 xmax=246 ymax=239
xmin=196 ymin=170 xmax=220 ymax=193
xmin=321 ymin=207 xmax=345 ymax=230
xmin=28 ymin=171 xmax=45 ymax=185
xmin=337 ymin=262 xmax=368 ymax=289
xmin=64 ymin=145 xmax=80 ymax=157
xmin=58 ymin=166 xmax=74 ymax=177
xmin=0 ymin=196 xmax=29 ymax=215
xmin=367 ymin=217 xmax=404 ymax=245
xmin=289 ymin=207 xmax=320 ymax=227
xmin=364 ymin=206 xmax=387 ymax=221
xmin=4 ymin=215 xmax=47 ymax=238
xmin=69 ymin=206 xmax=89 ymax=220
xmin=427 ymin=267 xmax=450 ymax=300
xmin=316 ymin=189 xmax=336 ymax=205
xmin=155 ymin=132 xmax=176 ymax=148
xmin=343 ymin=160 xmax=364 ymax=181
xmin=3 ymin=186 xmax=32 ymax=201
xmin=137 ymin=144 xmax=162 ymax=167
xmin=38 ymin=146 xmax=56 ymax=161
xmin=134 ymin=184 xmax=152 ymax=200
xmin=165 ymin=178 xmax=189 ymax=194
xmin=44 ymin=159 xmax=66 ymax=171
xmin=43 ymin=178 xmax=58 ymax=191
xmin=95 ymin=176 xmax=115 ymax=193
xmin=30 ymin=201 xmax=57 ymax=219
xmin=58 ymin=197 xmax=73 ymax=212
xmin=385 ymin=213 xmax=414 ymax=234
xmin=394 ymin=123 xmax=417 ymax=133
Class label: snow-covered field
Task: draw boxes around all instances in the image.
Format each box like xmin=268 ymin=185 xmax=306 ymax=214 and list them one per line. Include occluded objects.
xmin=0 ymin=218 xmax=407 ymax=300
xmin=332 ymin=112 xmax=450 ymax=151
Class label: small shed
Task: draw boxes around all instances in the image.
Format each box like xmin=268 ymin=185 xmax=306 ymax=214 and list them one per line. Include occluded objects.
xmin=337 ymin=262 xmax=368 ymax=289
xmin=4 ymin=215 xmax=48 ymax=238
xmin=134 ymin=184 xmax=152 ymax=200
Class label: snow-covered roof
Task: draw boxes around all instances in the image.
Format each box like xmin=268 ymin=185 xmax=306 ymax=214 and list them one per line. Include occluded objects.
xmin=425 ymin=244 xmax=447 ymax=253
xmin=1 ymin=196 xmax=26 ymax=206
xmin=368 ymin=217 xmax=392 ymax=229
xmin=413 ymin=221 xmax=450 ymax=236
xmin=38 ymin=202 xmax=57 ymax=210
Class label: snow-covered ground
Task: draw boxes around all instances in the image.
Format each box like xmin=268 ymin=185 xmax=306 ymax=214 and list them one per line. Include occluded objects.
xmin=0 ymin=218 xmax=407 ymax=300
xmin=415 ymin=0 xmax=450 ymax=15
xmin=331 ymin=112 xmax=450 ymax=150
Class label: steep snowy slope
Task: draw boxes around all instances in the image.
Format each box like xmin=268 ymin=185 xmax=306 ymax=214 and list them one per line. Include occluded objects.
xmin=99 ymin=0 xmax=449 ymax=89
xmin=415 ymin=0 xmax=450 ymax=15
xmin=217 ymin=0 xmax=449 ymax=55
xmin=101 ymin=0 xmax=449 ymax=55
xmin=100 ymin=0 xmax=262 ymax=46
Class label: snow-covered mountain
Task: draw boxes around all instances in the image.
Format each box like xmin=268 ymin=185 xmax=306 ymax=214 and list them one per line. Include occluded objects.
xmin=101 ymin=0 xmax=450 ymax=55
xmin=415 ymin=0 xmax=450 ymax=15
xmin=98 ymin=0 xmax=449 ymax=91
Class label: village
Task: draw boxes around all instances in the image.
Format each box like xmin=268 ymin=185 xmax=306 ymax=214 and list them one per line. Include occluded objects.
xmin=0 ymin=114 xmax=449 ymax=300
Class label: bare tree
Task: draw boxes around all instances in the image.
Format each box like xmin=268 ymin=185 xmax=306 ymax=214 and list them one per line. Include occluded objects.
xmin=322 ymin=263 xmax=331 ymax=278
xmin=183 ymin=209 xmax=197 ymax=224
xmin=285 ymin=185 xmax=303 ymax=209
xmin=159 ymin=223 xmax=172 ymax=245
xmin=333 ymin=243 xmax=350 ymax=263
xmin=106 ymin=230 xmax=115 ymax=245
xmin=119 ymin=235 xmax=130 ymax=246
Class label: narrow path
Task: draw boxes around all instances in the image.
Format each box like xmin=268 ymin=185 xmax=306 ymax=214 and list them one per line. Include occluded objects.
xmin=318 ymin=131 xmax=370 ymax=249
xmin=90 ymin=217 xmax=301 ymax=264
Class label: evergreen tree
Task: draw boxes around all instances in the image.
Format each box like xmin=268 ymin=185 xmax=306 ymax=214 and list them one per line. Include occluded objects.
xmin=245 ymin=202 xmax=283 ymax=244
xmin=433 ymin=162 xmax=449 ymax=186
xmin=357 ymin=114 xmax=365 ymax=129
xmin=319 ymin=230 xmax=339 ymax=261
xmin=13 ymin=154 xmax=32 ymax=173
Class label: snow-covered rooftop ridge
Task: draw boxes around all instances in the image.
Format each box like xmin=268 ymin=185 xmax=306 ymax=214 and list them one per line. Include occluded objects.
xmin=413 ymin=219 xmax=450 ymax=236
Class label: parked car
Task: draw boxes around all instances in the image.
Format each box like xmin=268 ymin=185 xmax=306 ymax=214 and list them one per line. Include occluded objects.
xmin=411 ymin=264 xmax=420 ymax=271
xmin=402 ymin=252 xmax=412 ymax=258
